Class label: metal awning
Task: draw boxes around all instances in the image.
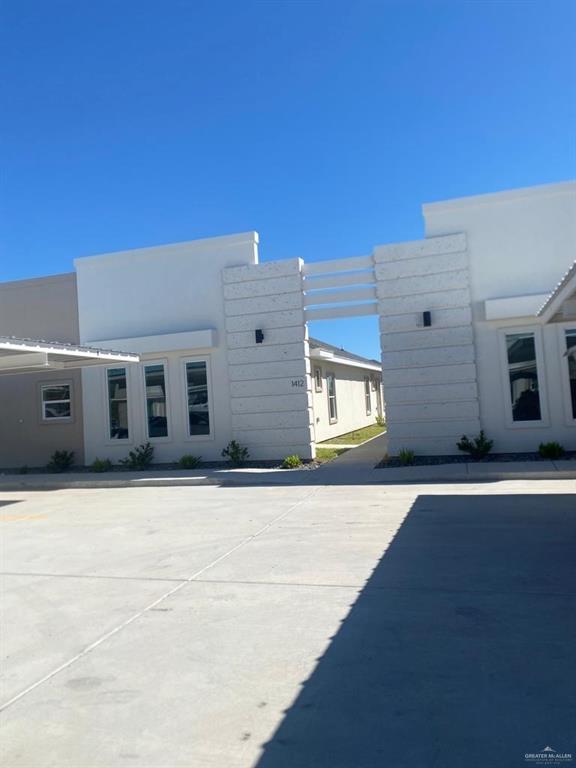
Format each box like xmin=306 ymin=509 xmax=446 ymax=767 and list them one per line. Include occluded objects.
xmin=0 ymin=336 xmax=139 ymax=375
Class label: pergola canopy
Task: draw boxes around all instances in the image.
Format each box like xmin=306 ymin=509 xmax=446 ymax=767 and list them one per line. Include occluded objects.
xmin=0 ymin=336 xmax=139 ymax=375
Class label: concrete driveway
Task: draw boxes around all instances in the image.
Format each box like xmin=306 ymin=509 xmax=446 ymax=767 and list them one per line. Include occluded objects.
xmin=1 ymin=480 xmax=575 ymax=768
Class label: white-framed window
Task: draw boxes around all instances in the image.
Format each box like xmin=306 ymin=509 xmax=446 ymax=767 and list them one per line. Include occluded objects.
xmin=143 ymin=362 xmax=169 ymax=440
xmin=182 ymin=358 xmax=213 ymax=439
xmin=499 ymin=328 xmax=548 ymax=427
xmin=107 ymin=367 xmax=130 ymax=440
xmin=562 ymin=327 xmax=576 ymax=422
xmin=326 ymin=372 xmax=338 ymax=423
xmin=364 ymin=376 xmax=371 ymax=415
xmin=370 ymin=376 xmax=377 ymax=392
xmin=40 ymin=383 xmax=72 ymax=421
xmin=314 ymin=367 xmax=323 ymax=393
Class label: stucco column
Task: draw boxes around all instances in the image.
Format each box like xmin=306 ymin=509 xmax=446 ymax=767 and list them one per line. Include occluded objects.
xmin=222 ymin=258 xmax=315 ymax=460
xmin=376 ymin=234 xmax=481 ymax=456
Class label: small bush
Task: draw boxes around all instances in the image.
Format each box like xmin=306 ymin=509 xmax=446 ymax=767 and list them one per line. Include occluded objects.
xmin=281 ymin=454 xmax=302 ymax=469
xmin=376 ymin=415 xmax=386 ymax=428
xmin=457 ymin=431 xmax=493 ymax=460
xmin=120 ymin=442 xmax=154 ymax=470
xmin=91 ymin=458 xmax=113 ymax=473
xmin=178 ymin=454 xmax=202 ymax=469
xmin=539 ymin=441 xmax=565 ymax=459
xmin=398 ymin=448 xmax=415 ymax=466
xmin=47 ymin=450 xmax=74 ymax=473
xmin=221 ymin=440 xmax=249 ymax=466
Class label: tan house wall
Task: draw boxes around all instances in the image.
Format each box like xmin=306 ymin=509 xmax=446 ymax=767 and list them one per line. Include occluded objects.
xmin=311 ymin=360 xmax=382 ymax=443
xmin=0 ymin=274 xmax=85 ymax=468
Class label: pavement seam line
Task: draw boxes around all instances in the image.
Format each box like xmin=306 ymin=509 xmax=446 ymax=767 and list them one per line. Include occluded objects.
xmin=0 ymin=486 xmax=322 ymax=713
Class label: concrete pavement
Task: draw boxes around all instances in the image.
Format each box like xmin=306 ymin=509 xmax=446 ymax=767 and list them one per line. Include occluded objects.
xmin=1 ymin=480 xmax=575 ymax=767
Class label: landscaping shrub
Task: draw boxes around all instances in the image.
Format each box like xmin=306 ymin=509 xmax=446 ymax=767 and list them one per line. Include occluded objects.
xmin=91 ymin=458 xmax=113 ymax=473
xmin=398 ymin=448 xmax=415 ymax=466
xmin=538 ymin=441 xmax=565 ymax=459
xmin=376 ymin=415 xmax=386 ymax=428
xmin=281 ymin=454 xmax=302 ymax=469
xmin=221 ymin=440 xmax=249 ymax=466
xmin=120 ymin=442 xmax=154 ymax=470
xmin=457 ymin=431 xmax=493 ymax=460
xmin=178 ymin=454 xmax=202 ymax=469
xmin=47 ymin=450 xmax=74 ymax=473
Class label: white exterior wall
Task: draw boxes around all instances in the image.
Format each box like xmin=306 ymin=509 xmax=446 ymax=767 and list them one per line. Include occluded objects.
xmin=312 ymin=361 xmax=380 ymax=443
xmin=424 ymin=182 xmax=576 ymax=453
xmin=75 ymin=233 xmax=259 ymax=464
xmin=376 ymin=234 xmax=481 ymax=455
xmin=222 ymin=259 xmax=315 ymax=460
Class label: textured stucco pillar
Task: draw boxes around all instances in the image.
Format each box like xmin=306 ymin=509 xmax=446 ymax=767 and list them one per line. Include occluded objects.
xmin=376 ymin=234 xmax=481 ymax=456
xmin=222 ymin=258 xmax=315 ymax=460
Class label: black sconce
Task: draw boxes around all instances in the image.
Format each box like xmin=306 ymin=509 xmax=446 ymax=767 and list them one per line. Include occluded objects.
xmin=255 ymin=329 xmax=264 ymax=344
xmin=422 ymin=311 xmax=432 ymax=327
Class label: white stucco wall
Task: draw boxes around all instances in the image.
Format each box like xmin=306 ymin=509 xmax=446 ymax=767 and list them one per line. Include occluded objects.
xmin=222 ymin=258 xmax=315 ymax=460
xmin=424 ymin=182 xmax=576 ymax=453
xmin=312 ymin=361 xmax=381 ymax=443
xmin=75 ymin=233 xmax=260 ymax=464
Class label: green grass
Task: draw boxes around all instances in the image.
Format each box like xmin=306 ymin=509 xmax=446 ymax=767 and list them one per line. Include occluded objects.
xmin=315 ymin=447 xmax=349 ymax=463
xmin=319 ymin=423 xmax=385 ymax=446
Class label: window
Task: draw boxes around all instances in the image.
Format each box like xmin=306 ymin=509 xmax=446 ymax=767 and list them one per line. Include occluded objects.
xmin=327 ymin=372 xmax=337 ymax=423
xmin=566 ymin=330 xmax=576 ymax=420
xmin=371 ymin=376 xmax=377 ymax=392
xmin=314 ymin=367 xmax=323 ymax=392
xmin=505 ymin=332 xmax=542 ymax=422
xmin=185 ymin=361 xmax=210 ymax=436
xmin=41 ymin=384 xmax=71 ymax=421
xmin=364 ymin=376 xmax=371 ymax=415
xmin=107 ymin=368 xmax=129 ymax=439
xmin=144 ymin=364 xmax=168 ymax=438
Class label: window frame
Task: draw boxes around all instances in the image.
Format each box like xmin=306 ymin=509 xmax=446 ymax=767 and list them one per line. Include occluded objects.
xmin=39 ymin=381 xmax=73 ymax=423
xmin=498 ymin=326 xmax=549 ymax=429
xmin=326 ymin=371 xmax=338 ymax=424
xmin=314 ymin=366 xmax=323 ymax=393
xmin=141 ymin=359 xmax=172 ymax=443
xmin=104 ymin=365 xmax=133 ymax=444
xmin=364 ymin=375 xmax=372 ymax=416
xmin=180 ymin=356 xmax=215 ymax=442
xmin=557 ymin=324 xmax=576 ymax=426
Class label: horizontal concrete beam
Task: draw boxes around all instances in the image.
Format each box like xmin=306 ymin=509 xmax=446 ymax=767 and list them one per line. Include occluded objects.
xmin=374 ymin=234 xmax=466 ymax=262
xmin=303 ymin=270 xmax=375 ymax=291
xmin=223 ymin=258 xmax=301 ymax=284
xmin=304 ymin=286 xmax=377 ymax=307
xmin=304 ymin=302 xmax=378 ymax=322
xmin=302 ymin=254 xmax=373 ymax=276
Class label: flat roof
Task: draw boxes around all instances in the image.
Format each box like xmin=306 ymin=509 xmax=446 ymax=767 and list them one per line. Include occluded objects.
xmin=0 ymin=336 xmax=139 ymax=375
xmin=423 ymin=181 xmax=576 ymax=214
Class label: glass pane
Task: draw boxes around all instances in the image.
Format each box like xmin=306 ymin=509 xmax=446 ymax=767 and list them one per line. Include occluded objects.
xmin=567 ymin=331 xmax=576 ymax=419
xmin=145 ymin=365 xmax=168 ymax=438
xmin=42 ymin=385 xmax=70 ymax=402
xmin=506 ymin=333 xmax=541 ymax=421
xmin=44 ymin=401 xmax=71 ymax=419
xmin=107 ymin=368 xmax=129 ymax=439
xmin=186 ymin=361 xmax=210 ymax=436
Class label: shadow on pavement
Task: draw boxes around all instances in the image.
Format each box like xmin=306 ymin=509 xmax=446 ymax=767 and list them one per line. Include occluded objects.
xmin=255 ymin=494 xmax=576 ymax=768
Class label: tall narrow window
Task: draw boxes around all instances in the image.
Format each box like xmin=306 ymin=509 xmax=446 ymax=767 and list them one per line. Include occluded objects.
xmin=144 ymin=364 xmax=168 ymax=438
xmin=566 ymin=330 xmax=576 ymax=419
xmin=327 ymin=373 xmax=337 ymax=423
xmin=41 ymin=384 xmax=71 ymax=421
xmin=364 ymin=376 xmax=371 ymax=415
xmin=107 ymin=368 xmax=129 ymax=439
xmin=186 ymin=361 xmax=210 ymax=436
xmin=505 ymin=333 xmax=541 ymax=421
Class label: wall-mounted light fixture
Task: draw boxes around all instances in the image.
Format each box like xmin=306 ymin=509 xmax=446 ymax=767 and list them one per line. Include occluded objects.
xmin=255 ymin=329 xmax=264 ymax=344
xmin=422 ymin=311 xmax=432 ymax=327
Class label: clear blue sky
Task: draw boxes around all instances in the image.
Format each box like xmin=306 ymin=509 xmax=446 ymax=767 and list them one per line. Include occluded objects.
xmin=1 ymin=0 xmax=575 ymax=358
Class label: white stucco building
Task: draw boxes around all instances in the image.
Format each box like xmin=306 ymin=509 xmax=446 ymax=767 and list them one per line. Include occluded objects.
xmin=0 ymin=180 xmax=574 ymax=468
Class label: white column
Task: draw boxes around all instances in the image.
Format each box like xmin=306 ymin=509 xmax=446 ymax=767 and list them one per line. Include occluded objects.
xmin=222 ymin=258 xmax=315 ymax=460
xmin=376 ymin=234 xmax=481 ymax=456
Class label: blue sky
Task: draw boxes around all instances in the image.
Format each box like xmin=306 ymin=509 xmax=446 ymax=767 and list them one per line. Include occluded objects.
xmin=1 ymin=0 xmax=575 ymax=358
